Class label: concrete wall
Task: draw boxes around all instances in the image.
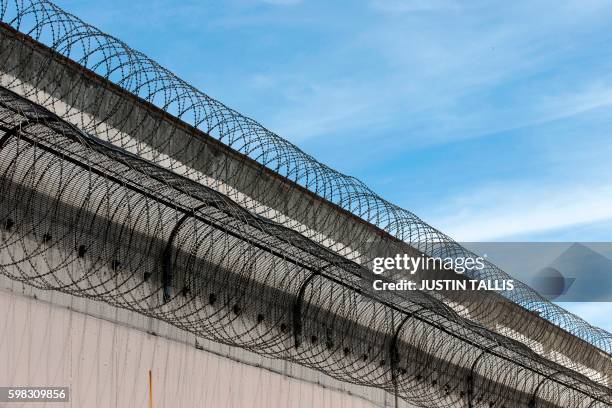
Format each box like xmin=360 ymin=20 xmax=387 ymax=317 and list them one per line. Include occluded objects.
xmin=0 ymin=116 xmax=607 ymax=407
xmin=0 ymin=286 xmax=395 ymax=408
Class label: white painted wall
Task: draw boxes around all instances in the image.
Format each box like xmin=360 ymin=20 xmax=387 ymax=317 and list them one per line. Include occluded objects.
xmin=0 ymin=287 xmax=406 ymax=408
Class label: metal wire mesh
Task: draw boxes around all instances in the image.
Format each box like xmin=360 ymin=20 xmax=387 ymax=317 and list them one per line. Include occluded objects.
xmin=0 ymin=1 xmax=609 ymax=360
xmin=0 ymin=85 xmax=610 ymax=407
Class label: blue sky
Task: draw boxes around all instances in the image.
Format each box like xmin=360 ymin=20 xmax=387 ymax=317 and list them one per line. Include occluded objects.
xmin=58 ymin=0 xmax=612 ymax=330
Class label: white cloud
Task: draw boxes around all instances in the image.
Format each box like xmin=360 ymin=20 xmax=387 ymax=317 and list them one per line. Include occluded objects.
xmin=245 ymin=73 xmax=392 ymax=142
xmin=259 ymin=0 xmax=302 ymax=5
xmin=370 ymin=0 xmax=459 ymax=13
xmin=557 ymin=302 xmax=612 ymax=332
xmin=532 ymin=83 xmax=612 ymax=123
xmin=238 ymin=0 xmax=612 ymax=149
xmin=428 ymin=182 xmax=612 ymax=241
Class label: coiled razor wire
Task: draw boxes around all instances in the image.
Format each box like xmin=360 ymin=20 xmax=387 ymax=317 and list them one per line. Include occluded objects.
xmin=0 ymin=0 xmax=611 ymax=390
xmin=0 ymin=85 xmax=610 ymax=407
xmin=0 ymin=0 xmax=609 ymax=359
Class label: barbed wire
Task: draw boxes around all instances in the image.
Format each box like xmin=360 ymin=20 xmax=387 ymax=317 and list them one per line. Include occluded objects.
xmin=0 ymin=0 xmax=609 ymax=359
xmin=0 ymin=85 xmax=610 ymax=407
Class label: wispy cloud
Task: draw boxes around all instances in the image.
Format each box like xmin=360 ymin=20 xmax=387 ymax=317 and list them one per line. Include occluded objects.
xmin=370 ymin=0 xmax=460 ymax=13
xmin=245 ymin=72 xmax=392 ymax=142
xmin=428 ymin=182 xmax=612 ymax=241
xmin=557 ymin=302 xmax=612 ymax=332
xmin=217 ymin=0 xmax=612 ymax=154
xmin=531 ymin=82 xmax=612 ymax=123
xmin=259 ymin=0 xmax=302 ymax=5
